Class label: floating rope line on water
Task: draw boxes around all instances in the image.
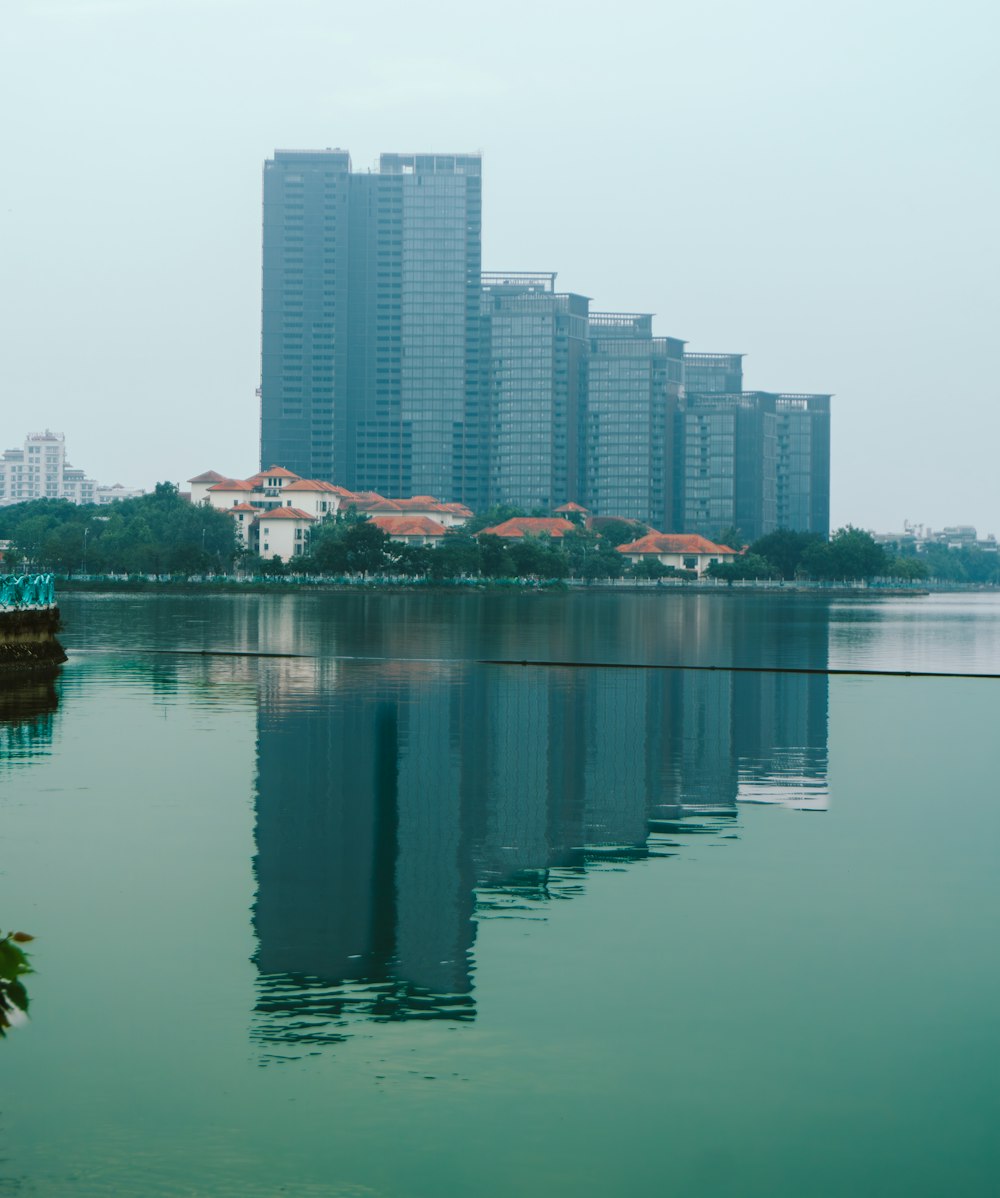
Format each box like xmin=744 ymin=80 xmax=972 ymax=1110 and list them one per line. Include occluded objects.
xmin=75 ymin=647 xmax=1000 ymax=679
xmin=478 ymin=659 xmax=1000 ymax=680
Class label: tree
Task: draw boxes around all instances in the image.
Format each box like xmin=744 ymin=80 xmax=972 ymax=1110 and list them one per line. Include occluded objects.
xmin=889 ymin=556 xmax=929 ymax=581
xmin=0 ymin=929 xmax=33 ymax=1038
xmin=429 ymin=531 xmax=481 ymax=580
xmin=394 ymin=544 xmax=432 ymax=577
xmin=801 ymin=527 xmax=888 ymax=580
xmin=596 ymin=520 xmax=643 ymax=548
xmin=750 ymin=530 xmax=825 ymax=579
xmin=706 ymin=553 xmax=774 ymax=581
xmin=3 ymin=485 xmax=239 ymax=575
xmin=340 ymin=520 xmax=391 ymax=576
xmin=630 ymin=558 xmax=670 ymax=579
xmin=716 ymin=525 xmax=744 ymax=551
xmin=581 ymin=547 xmax=624 ymax=580
xmin=478 ymin=533 xmax=514 ymax=578
xmin=258 ymin=554 xmax=287 ymax=576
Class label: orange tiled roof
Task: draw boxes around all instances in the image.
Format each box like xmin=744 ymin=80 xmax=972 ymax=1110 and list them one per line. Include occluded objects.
xmin=370 ymin=515 xmax=448 ymax=537
xmin=248 ymin=466 xmax=302 ymax=482
xmin=354 ymin=497 xmax=404 ymax=512
xmin=208 ymin=479 xmax=255 ymax=492
xmin=616 ymin=533 xmax=737 ymax=556
xmin=255 ymin=506 xmax=316 ymax=521
xmin=227 ymin=503 xmax=257 ymax=513
xmin=283 ymin=479 xmax=341 ymax=492
xmin=188 ymin=470 xmax=227 ymax=484
xmin=481 ymin=517 xmax=577 ymax=539
xmin=554 ymin=501 xmax=589 ymax=514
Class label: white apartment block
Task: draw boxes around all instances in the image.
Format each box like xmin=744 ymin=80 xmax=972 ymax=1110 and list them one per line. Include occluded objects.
xmin=0 ymin=430 xmax=144 ymax=507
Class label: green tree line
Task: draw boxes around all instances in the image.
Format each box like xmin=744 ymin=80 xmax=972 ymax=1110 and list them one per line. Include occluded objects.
xmin=0 ymin=484 xmax=237 ymax=575
xmin=2 ymin=490 xmax=996 ymax=583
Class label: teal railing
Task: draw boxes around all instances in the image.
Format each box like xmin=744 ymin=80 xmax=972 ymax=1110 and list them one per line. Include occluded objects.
xmin=0 ymin=574 xmax=57 ymax=611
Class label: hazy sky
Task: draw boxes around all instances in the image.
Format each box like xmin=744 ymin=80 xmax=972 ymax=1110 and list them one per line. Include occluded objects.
xmin=3 ymin=0 xmax=997 ymax=532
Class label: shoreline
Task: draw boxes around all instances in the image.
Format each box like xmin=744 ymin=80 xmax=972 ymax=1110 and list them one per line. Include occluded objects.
xmin=47 ymin=577 xmax=959 ymax=599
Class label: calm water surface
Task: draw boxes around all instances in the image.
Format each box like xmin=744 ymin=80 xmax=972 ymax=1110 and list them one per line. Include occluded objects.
xmin=0 ymin=591 xmax=998 ymax=1196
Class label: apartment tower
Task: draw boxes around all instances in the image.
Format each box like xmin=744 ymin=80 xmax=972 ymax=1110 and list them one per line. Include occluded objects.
xmin=480 ymin=273 xmax=590 ymax=510
xmin=260 ymin=149 xmax=484 ymax=504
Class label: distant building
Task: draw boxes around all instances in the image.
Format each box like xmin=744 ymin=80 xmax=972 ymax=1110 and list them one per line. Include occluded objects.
xmin=873 ymin=522 xmax=997 ymax=553
xmin=674 ymin=392 xmax=777 ymax=544
xmin=0 ymin=430 xmax=143 ymax=507
xmin=773 ymin=394 xmax=831 ymax=535
xmin=481 ymin=273 xmax=589 ymax=511
xmin=683 ymin=352 xmax=744 ymax=395
xmin=584 ymin=314 xmax=685 ymax=531
xmin=95 ymin=484 xmax=146 ymax=505
xmin=260 ymin=149 xmax=484 ymax=504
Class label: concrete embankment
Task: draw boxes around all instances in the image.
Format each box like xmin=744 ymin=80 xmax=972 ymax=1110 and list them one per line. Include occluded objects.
xmin=0 ymin=608 xmax=67 ymax=669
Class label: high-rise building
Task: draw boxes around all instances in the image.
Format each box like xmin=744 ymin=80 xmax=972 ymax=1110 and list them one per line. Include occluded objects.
xmin=480 ymin=273 xmax=589 ymax=510
xmin=0 ymin=430 xmax=68 ymax=504
xmin=683 ymin=352 xmax=744 ymax=396
xmin=583 ymin=314 xmax=684 ymax=529
xmin=774 ymin=394 xmax=831 ymax=535
xmin=260 ymin=149 xmax=484 ymax=504
xmin=675 ymin=391 xmax=777 ymax=543
xmin=0 ymin=430 xmax=129 ymax=507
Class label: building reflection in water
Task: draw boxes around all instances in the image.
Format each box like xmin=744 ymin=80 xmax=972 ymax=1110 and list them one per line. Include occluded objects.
xmin=250 ymin=607 xmax=830 ymax=1051
xmin=0 ymin=668 xmax=60 ymax=774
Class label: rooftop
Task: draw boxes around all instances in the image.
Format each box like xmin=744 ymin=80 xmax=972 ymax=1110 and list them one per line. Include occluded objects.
xmin=481 ymin=517 xmax=577 ymax=539
xmin=370 ymin=515 xmax=449 ymax=537
xmin=617 ymin=533 xmax=737 ymax=556
xmin=256 ymin=507 xmax=315 ymax=522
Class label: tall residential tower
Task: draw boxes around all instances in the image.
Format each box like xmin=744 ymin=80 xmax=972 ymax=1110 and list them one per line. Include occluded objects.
xmin=481 ymin=273 xmax=590 ymax=511
xmin=260 ymin=149 xmax=484 ymax=504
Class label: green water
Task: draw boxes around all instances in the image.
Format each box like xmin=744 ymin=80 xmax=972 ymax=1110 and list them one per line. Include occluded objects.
xmin=1 ymin=592 xmax=998 ymax=1196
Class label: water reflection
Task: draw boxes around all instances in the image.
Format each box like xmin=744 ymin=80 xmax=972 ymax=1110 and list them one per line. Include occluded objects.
xmin=0 ymin=668 xmax=60 ymax=773
xmin=250 ymin=652 xmax=829 ymax=1050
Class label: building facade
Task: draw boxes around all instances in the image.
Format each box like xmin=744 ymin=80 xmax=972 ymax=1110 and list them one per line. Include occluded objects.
xmin=675 ymin=391 xmax=777 ymax=544
xmin=774 ymin=394 xmax=831 ymax=535
xmin=683 ymin=352 xmax=744 ymax=396
xmin=583 ymin=315 xmax=684 ymax=530
xmin=481 ymin=273 xmax=589 ymax=511
xmin=260 ymin=149 xmax=484 ymax=505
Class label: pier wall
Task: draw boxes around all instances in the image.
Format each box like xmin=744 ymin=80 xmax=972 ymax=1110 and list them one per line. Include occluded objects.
xmin=0 ymin=608 xmax=67 ymax=669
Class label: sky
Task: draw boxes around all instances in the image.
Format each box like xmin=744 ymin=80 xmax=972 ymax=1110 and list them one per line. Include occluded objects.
xmin=2 ymin=0 xmax=997 ymax=533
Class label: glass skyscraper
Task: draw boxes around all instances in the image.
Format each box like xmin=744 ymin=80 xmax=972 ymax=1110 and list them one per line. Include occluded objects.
xmin=683 ymin=352 xmax=744 ymax=396
xmin=584 ymin=314 xmax=685 ymax=530
xmin=675 ymin=391 xmax=778 ymax=543
xmin=774 ymin=394 xmax=831 ymax=535
xmin=261 ymin=149 xmax=483 ymax=503
xmin=481 ymin=273 xmax=589 ymax=510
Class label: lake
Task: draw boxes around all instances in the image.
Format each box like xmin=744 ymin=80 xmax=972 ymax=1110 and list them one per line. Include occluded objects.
xmin=1 ymin=590 xmax=998 ymax=1196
